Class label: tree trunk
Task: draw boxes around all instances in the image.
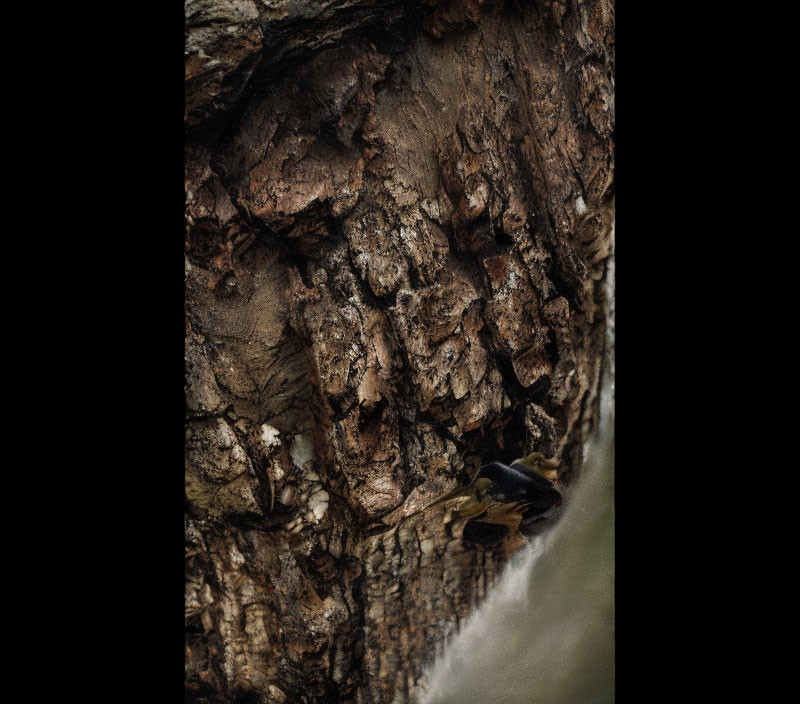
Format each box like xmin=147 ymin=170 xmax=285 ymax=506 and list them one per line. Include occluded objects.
xmin=184 ymin=1 xmax=614 ymax=702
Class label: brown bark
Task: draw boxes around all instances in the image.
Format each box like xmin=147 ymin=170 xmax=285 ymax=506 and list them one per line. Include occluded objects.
xmin=185 ymin=1 xmax=614 ymax=702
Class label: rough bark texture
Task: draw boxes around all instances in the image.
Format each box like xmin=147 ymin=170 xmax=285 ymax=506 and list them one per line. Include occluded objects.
xmin=185 ymin=1 xmax=614 ymax=703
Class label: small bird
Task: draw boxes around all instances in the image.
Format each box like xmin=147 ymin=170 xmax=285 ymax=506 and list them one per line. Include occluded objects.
xmin=393 ymin=451 xmax=562 ymax=528
xmin=471 ymin=460 xmax=561 ymax=516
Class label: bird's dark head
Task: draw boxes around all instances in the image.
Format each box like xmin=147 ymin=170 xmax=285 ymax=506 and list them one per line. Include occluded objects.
xmin=477 ymin=461 xmax=561 ymax=507
xmin=476 ymin=462 xmax=514 ymax=484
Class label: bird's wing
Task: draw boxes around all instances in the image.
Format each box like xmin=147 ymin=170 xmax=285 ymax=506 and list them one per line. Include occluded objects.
xmin=476 ymin=502 xmax=530 ymax=532
xmin=453 ymin=499 xmax=498 ymax=519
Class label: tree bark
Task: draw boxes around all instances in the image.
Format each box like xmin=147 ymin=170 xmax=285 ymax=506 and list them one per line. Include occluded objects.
xmin=185 ymin=1 xmax=614 ymax=702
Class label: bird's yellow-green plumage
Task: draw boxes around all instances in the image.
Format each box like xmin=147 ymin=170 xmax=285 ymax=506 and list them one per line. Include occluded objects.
xmin=515 ymin=451 xmax=560 ymax=484
xmin=392 ymin=476 xmax=494 ymax=527
xmin=419 ymin=476 xmax=493 ymax=514
xmin=389 ymin=452 xmax=561 ymax=532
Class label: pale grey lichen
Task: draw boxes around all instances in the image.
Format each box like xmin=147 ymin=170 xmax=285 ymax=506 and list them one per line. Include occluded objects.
xmin=290 ymin=432 xmax=316 ymax=469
